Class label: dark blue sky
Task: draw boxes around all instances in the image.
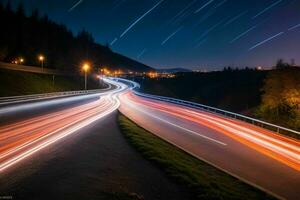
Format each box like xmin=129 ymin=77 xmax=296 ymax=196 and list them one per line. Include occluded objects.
xmin=5 ymin=0 xmax=300 ymax=70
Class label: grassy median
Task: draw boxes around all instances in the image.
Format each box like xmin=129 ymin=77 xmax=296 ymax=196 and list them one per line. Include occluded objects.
xmin=118 ymin=113 xmax=276 ymax=200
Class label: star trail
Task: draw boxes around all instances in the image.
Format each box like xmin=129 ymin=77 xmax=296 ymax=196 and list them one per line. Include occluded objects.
xmin=230 ymin=25 xmax=257 ymax=44
xmin=119 ymin=0 xmax=164 ymax=39
xmin=249 ymin=32 xmax=285 ymax=51
xmin=68 ymin=0 xmax=83 ymax=12
xmin=252 ymin=0 xmax=282 ymax=19
xmin=161 ymin=26 xmax=183 ymax=45
xmin=7 ymin=0 xmax=300 ymax=70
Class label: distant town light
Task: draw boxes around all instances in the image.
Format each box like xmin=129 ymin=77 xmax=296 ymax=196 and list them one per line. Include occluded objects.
xmin=256 ymin=66 xmax=263 ymax=70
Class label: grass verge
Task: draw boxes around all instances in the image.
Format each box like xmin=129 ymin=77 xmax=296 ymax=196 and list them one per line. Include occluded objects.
xmin=0 ymin=69 xmax=102 ymax=97
xmin=118 ymin=113 xmax=276 ymax=200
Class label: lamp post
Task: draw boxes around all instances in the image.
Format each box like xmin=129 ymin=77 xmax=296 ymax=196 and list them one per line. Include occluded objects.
xmin=39 ymin=55 xmax=44 ymax=71
xmin=20 ymin=58 xmax=24 ymax=65
xmin=96 ymin=75 xmax=101 ymax=87
xmin=83 ymin=63 xmax=90 ymax=90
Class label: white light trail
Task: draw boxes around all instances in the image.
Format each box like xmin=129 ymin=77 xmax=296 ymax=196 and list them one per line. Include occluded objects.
xmin=194 ymin=38 xmax=207 ymax=48
xmin=168 ymin=0 xmax=197 ymax=24
xmin=0 ymin=79 xmax=128 ymax=172
xmin=137 ymin=48 xmax=147 ymax=59
xmin=120 ymin=0 xmax=164 ymax=38
xmin=194 ymin=0 xmax=214 ymax=14
xmin=248 ymin=32 xmax=284 ymax=51
xmin=161 ymin=26 xmax=183 ymax=45
xmin=252 ymin=0 xmax=282 ymax=19
xmin=121 ymin=94 xmax=227 ymax=146
xmin=110 ymin=37 xmax=118 ymax=46
xmin=230 ymin=25 xmax=257 ymax=43
xmin=288 ymin=23 xmax=300 ymax=31
xmin=214 ymin=0 xmax=227 ymax=9
xmin=222 ymin=11 xmax=248 ymax=27
xmin=195 ymin=20 xmax=223 ymax=41
xmin=68 ymin=0 xmax=84 ymax=12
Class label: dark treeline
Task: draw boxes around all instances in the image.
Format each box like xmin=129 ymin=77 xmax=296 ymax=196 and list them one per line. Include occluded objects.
xmin=0 ymin=2 xmax=152 ymax=73
xmin=140 ymin=67 xmax=266 ymax=112
xmin=139 ymin=62 xmax=300 ymax=131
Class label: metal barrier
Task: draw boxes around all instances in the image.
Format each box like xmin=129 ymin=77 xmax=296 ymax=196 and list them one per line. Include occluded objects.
xmin=108 ymin=77 xmax=140 ymax=90
xmin=132 ymin=91 xmax=300 ymax=136
xmin=0 ymin=86 xmax=112 ymax=106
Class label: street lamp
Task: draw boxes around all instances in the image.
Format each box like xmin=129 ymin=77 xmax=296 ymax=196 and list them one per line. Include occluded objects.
xmin=38 ymin=55 xmax=44 ymax=71
xmin=82 ymin=63 xmax=90 ymax=90
xmin=20 ymin=58 xmax=24 ymax=64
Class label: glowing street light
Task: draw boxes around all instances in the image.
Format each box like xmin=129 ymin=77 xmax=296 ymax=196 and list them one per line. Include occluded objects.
xmin=38 ymin=55 xmax=45 ymax=71
xmin=82 ymin=63 xmax=90 ymax=90
xmin=20 ymin=58 xmax=24 ymax=64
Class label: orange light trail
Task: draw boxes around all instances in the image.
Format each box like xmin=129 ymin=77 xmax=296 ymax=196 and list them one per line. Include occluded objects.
xmin=0 ymin=80 xmax=127 ymax=172
xmin=121 ymin=91 xmax=300 ymax=171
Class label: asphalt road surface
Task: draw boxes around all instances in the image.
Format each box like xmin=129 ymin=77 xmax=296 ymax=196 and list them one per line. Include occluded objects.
xmin=0 ymin=82 xmax=125 ymax=172
xmin=1 ymin=78 xmax=299 ymax=200
xmin=119 ymin=91 xmax=300 ymax=200
xmin=0 ymin=81 xmax=192 ymax=200
xmin=0 ymin=111 xmax=192 ymax=200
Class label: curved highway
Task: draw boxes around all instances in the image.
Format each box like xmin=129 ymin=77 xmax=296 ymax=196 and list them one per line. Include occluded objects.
xmin=118 ymin=88 xmax=300 ymax=200
xmin=1 ymin=77 xmax=299 ymax=200
xmin=0 ymin=79 xmax=127 ymax=172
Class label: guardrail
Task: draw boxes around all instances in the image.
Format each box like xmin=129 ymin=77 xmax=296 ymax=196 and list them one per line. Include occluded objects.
xmin=108 ymin=77 xmax=140 ymax=90
xmin=104 ymin=77 xmax=300 ymax=137
xmin=132 ymin=91 xmax=300 ymax=136
xmin=0 ymin=86 xmax=112 ymax=106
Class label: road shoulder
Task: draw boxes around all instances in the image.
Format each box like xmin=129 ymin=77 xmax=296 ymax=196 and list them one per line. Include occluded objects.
xmin=118 ymin=113 xmax=276 ymax=200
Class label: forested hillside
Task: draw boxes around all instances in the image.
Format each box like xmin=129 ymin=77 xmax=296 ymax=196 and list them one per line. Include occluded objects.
xmin=0 ymin=2 xmax=152 ymax=73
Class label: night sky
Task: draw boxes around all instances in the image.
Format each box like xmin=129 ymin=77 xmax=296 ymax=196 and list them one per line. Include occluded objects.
xmin=5 ymin=0 xmax=300 ymax=70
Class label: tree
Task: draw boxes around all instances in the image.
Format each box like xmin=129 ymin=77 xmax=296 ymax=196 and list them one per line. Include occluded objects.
xmin=0 ymin=5 xmax=151 ymax=72
xmin=16 ymin=2 xmax=25 ymax=17
xmin=5 ymin=1 xmax=12 ymax=12
xmin=30 ymin=9 xmax=39 ymax=20
xmin=275 ymin=59 xmax=290 ymax=70
xmin=258 ymin=68 xmax=300 ymax=130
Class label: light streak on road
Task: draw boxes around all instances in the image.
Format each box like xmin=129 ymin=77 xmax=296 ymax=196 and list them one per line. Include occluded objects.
xmin=122 ymin=94 xmax=227 ymax=146
xmin=120 ymin=91 xmax=300 ymax=171
xmin=0 ymin=80 xmax=127 ymax=172
xmin=248 ymin=32 xmax=284 ymax=51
